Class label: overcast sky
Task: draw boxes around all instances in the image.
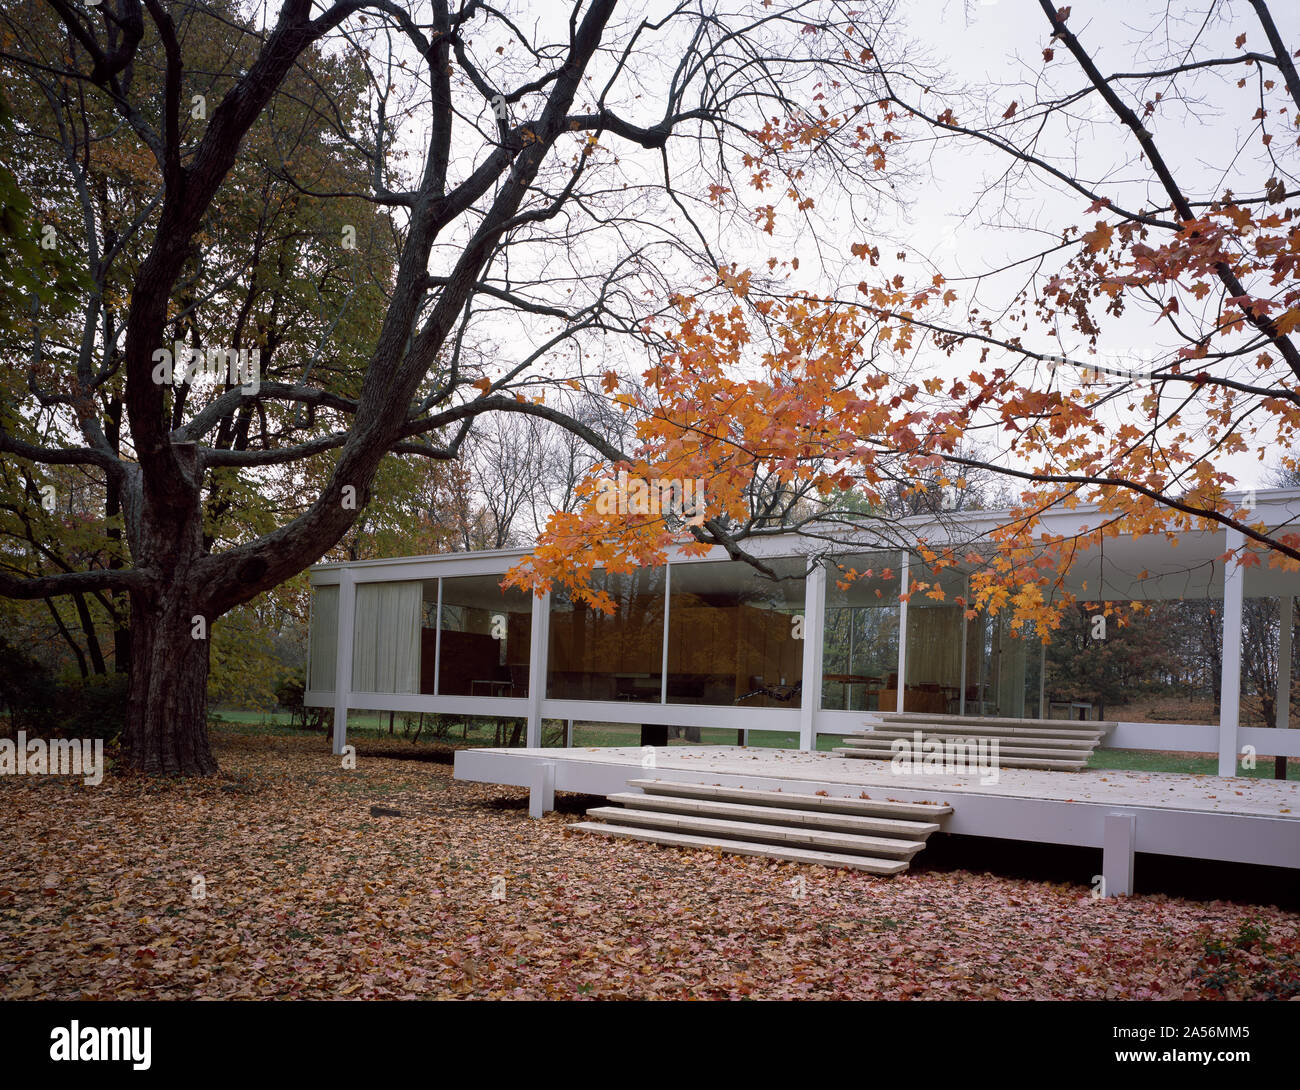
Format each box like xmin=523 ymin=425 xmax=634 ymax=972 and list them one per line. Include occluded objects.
xmin=341 ymin=0 xmax=1299 ymax=492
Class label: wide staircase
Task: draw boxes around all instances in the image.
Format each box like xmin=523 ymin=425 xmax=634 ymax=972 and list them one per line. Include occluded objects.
xmin=834 ymin=712 xmax=1114 ymax=771
xmin=568 ymin=778 xmax=951 ymax=874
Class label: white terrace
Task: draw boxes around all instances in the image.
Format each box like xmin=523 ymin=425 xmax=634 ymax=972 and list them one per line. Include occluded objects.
xmin=304 ymin=489 xmax=1300 ymax=887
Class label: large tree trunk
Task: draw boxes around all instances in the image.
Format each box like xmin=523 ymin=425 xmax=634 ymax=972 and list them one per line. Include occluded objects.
xmin=119 ymin=461 xmax=218 ymax=776
xmin=121 ymin=585 xmax=217 ymax=775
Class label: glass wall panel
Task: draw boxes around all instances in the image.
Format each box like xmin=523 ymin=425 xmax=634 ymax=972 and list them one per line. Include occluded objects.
xmin=424 ymin=575 xmax=533 ymax=697
xmin=307 ymin=584 xmax=339 ymax=691
xmin=1038 ymin=599 xmax=1226 ymax=722
xmin=547 ymin=568 xmax=666 ymax=702
xmin=420 ymin=582 xmax=439 ymax=693
xmin=667 ymin=558 xmax=806 ymax=709
xmin=821 ymin=552 xmax=900 ymax=710
xmin=902 ymin=563 xmax=969 ymax=714
xmin=966 ymin=610 xmax=1030 ymax=717
xmin=1024 ymin=627 xmax=1047 ymax=719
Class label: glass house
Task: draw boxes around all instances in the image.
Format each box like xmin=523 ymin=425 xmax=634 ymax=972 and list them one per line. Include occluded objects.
xmin=304 ymin=488 xmax=1300 ymax=777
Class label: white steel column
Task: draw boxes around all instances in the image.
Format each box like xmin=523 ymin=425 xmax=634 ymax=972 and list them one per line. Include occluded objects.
xmin=896 ymin=550 xmax=910 ymax=713
xmin=432 ymin=577 xmax=442 ymax=694
xmin=958 ymin=573 xmax=969 ymax=716
xmin=1278 ymin=594 xmax=1293 ymax=731
xmin=528 ymin=760 xmax=555 ymax=819
xmin=332 ymin=568 xmax=356 ymax=756
xmin=1102 ymin=812 xmax=1136 ymax=897
xmin=798 ymin=562 xmax=827 ymax=752
xmin=525 ymin=590 xmax=550 ymax=748
xmin=1219 ymin=528 xmax=1245 ymax=777
xmin=660 ymin=564 xmax=672 ymax=704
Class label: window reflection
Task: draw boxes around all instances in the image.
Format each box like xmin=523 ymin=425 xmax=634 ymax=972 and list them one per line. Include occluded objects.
xmin=821 ymin=553 xmax=900 ymax=711
xmin=667 ymin=558 xmax=806 ymax=708
xmin=547 ymin=568 xmax=666 ymax=702
xmin=421 ymin=576 xmax=532 ymax=697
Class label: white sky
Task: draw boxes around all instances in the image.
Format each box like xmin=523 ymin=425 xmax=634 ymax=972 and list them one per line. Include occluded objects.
xmin=332 ymin=0 xmax=1300 ymax=493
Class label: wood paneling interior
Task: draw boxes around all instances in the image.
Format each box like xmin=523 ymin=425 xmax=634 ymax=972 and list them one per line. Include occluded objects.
xmin=547 ymin=594 xmax=801 ymax=705
xmin=420 ymin=612 xmax=531 ymax=696
xmin=877 ymin=688 xmax=949 ymax=714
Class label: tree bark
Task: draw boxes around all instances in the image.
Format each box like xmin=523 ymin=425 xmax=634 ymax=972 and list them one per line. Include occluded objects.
xmin=119 ymin=450 xmax=217 ymax=776
xmin=121 ymin=583 xmax=217 ymax=775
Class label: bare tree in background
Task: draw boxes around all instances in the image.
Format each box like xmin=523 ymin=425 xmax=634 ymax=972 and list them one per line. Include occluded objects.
xmin=0 ymin=0 xmax=901 ymax=772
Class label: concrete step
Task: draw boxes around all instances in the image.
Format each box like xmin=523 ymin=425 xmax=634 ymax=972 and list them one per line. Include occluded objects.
xmin=626 ymin=778 xmax=952 ymax=820
xmin=603 ymin=791 xmax=941 ymax=839
xmin=841 ymin=739 xmax=1094 ymax=760
xmin=568 ymin=821 xmax=911 ymax=874
xmin=586 ymin=806 xmax=926 ymax=858
xmin=869 ymin=712 xmax=1114 ymax=732
xmin=842 ymin=734 xmax=1096 ymax=753
xmin=832 ymin=747 xmax=1087 ymax=771
xmin=852 ymin=724 xmax=1104 ymax=742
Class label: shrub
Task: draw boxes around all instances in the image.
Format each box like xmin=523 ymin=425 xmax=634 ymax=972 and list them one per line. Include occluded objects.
xmin=1191 ymin=919 xmax=1300 ymax=1000
xmin=54 ymin=673 xmax=129 ymax=741
xmin=0 ymin=636 xmax=56 ymax=732
xmin=0 ymin=638 xmax=128 ymax=741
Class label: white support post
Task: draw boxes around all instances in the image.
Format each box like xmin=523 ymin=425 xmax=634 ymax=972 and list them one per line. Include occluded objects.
xmin=959 ymin=573 xmax=969 ymax=716
xmin=1219 ymin=528 xmax=1245 ymax=777
xmin=525 ymin=590 xmax=550 ymax=748
xmin=660 ymin=564 xmax=672 ymax=704
xmin=798 ymin=562 xmax=826 ymax=752
xmin=332 ymin=568 xmax=356 ymax=756
xmin=1102 ymin=812 xmax=1136 ymax=897
xmin=432 ymin=577 xmax=442 ymax=695
xmin=565 ymin=718 xmax=575 ymax=747
xmin=1278 ymin=595 xmax=1293 ymax=732
xmin=896 ymin=550 xmax=910 ymax=712
xmin=528 ymin=760 xmax=555 ymax=819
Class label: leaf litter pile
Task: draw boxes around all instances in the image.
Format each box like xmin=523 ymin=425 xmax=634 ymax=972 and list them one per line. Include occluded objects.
xmin=1 ymin=729 xmax=1297 ymax=1000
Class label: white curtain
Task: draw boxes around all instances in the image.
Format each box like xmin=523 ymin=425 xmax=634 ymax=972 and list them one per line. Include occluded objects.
xmin=351 ymin=581 xmax=422 ymax=693
xmin=308 ymin=585 xmax=339 ymax=692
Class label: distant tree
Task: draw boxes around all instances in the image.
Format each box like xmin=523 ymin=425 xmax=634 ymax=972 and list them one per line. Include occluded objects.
xmin=1045 ymin=603 xmax=1177 ymax=720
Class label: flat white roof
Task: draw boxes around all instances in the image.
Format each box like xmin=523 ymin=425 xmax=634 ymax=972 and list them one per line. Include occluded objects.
xmin=309 ymin=487 xmax=1300 ymax=600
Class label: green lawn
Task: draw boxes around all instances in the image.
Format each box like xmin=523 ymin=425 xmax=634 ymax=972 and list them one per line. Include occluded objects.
xmin=210 ymin=707 xmax=1296 ymax=777
xmin=1084 ymin=746 xmax=1299 ymax=780
xmin=210 ymin=708 xmax=526 ymax=747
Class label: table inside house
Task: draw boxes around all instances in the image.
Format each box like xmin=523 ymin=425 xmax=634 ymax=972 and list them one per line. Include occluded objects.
xmin=824 ymin=673 xmax=884 ymax=710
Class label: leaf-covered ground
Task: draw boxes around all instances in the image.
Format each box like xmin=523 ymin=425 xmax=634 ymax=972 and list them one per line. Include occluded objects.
xmin=1 ymin=729 xmax=1296 ymax=1000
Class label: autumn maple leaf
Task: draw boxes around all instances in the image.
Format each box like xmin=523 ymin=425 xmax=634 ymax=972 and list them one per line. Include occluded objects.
xmin=1081 ymin=220 xmax=1114 ymax=252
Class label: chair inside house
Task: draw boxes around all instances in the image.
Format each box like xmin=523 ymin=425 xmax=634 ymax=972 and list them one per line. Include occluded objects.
xmin=507 ymin=662 xmax=529 ymax=698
